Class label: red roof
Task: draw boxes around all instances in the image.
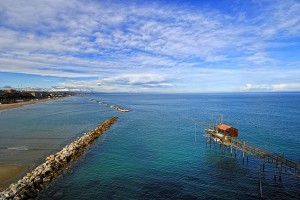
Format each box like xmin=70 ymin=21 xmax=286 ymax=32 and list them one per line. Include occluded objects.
xmin=217 ymin=124 xmax=231 ymax=131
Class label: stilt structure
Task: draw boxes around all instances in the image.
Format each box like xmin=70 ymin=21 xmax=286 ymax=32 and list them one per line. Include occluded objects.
xmin=204 ymin=125 xmax=300 ymax=179
xmin=187 ymin=115 xmax=300 ymax=179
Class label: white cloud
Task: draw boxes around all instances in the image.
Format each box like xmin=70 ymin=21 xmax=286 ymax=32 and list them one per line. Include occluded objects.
xmin=272 ymin=84 xmax=287 ymax=91
xmin=272 ymin=83 xmax=300 ymax=91
xmin=242 ymin=83 xmax=300 ymax=92
xmin=59 ymin=73 xmax=174 ymax=92
xmin=0 ymin=0 xmax=299 ymax=92
xmin=246 ymin=52 xmax=276 ymax=65
xmin=242 ymin=84 xmax=271 ymax=91
xmin=97 ymin=73 xmax=173 ymax=88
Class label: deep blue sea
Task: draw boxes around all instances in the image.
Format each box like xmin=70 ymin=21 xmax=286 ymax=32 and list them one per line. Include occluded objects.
xmin=0 ymin=93 xmax=299 ymax=199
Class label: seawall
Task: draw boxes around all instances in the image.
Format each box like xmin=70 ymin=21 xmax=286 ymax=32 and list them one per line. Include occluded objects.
xmin=0 ymin=116 xmax=118 ymax=200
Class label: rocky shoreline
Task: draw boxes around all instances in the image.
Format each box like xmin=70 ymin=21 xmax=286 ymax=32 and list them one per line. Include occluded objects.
xmin=0 ymin=117 xmax=118 ymax=200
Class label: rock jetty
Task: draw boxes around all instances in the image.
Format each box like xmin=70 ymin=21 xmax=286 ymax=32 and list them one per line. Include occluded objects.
xmin=88 ymin=98 xmax=129 ymax=112
xmin=0 ymin=117 xmax=118 ymax=200
xmin=110 ymin=105 xmax=129 ymax=112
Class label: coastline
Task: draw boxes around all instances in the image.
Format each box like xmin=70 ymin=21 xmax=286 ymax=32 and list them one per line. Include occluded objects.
xmin=0 ymin=97 xmax=71 ymax=189
xmin=0 ymin=97 xmax=70 ymax=111
xmin=0 ymin=117 xmax=118 ymax=199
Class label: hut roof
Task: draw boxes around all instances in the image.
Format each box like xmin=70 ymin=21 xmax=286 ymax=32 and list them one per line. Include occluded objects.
xmin=217 ymin=124 xmax=231 ymax=131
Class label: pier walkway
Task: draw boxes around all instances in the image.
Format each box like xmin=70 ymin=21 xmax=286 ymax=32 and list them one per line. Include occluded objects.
xmin=206 ymin=130 xmax=300 ymax=179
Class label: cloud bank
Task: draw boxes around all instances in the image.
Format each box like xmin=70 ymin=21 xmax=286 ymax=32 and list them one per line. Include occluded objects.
xmin=0 ymin=0 xmax=299 ymax=92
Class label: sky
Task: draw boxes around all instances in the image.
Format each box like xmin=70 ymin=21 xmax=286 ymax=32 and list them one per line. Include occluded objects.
xmin=0 ymin=0 xmax=299 ymax=93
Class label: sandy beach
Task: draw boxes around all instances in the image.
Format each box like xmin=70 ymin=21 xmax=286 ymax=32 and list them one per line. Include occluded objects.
xmin=0 ymin=96 xmax=72 ymax=191
xmin=0 ymin=97 xmax=69 ymax=111
xmin=0 ymin=165 xmax=29 ymax=190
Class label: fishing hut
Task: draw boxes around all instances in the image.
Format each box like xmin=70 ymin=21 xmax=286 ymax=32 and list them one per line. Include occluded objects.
xmin=216 ymin=124 xmax=238 ymax=137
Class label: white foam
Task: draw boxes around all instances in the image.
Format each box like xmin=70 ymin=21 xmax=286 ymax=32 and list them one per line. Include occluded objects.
xmin=7 ymin=145 xmax=29 ymax=151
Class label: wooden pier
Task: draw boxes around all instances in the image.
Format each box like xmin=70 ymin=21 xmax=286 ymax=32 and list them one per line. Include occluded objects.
xmin=186 ymin=114 xmax=300 ymax=198
xmin=205 ymin=129 xmax=300 ymax=179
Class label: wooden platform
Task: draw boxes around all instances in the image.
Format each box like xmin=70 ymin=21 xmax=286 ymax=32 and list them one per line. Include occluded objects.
xmin=206 ymin=130 xmax=300 ymax=178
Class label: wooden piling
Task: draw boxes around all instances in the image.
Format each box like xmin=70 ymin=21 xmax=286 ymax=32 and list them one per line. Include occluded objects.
xmin=204 ymin=129 xmax=300 ymax=179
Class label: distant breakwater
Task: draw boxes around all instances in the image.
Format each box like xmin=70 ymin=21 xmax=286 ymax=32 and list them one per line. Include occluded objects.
xmin=0 ymin=117 xmax=118 ymax=200
xmin=89 ymin=98 xmax=129 ymax=112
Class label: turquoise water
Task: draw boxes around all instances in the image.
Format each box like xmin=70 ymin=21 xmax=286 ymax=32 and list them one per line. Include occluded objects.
xmin=1 ymin=93 xmax=299 ymax=199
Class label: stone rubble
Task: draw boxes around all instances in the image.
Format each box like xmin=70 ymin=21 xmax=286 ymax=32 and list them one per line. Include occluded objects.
xmin=88 ymin=98 xmax=129 ymax=112
xmin=110 ymin=105 xmax=129 ymax=112
xmin=0 ymin=116 xmax=118 ymax=200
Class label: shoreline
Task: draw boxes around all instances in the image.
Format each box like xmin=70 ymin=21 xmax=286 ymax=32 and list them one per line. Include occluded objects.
xmin=0 ymin=97 xmax=70 ymax=111
xmin=0 ymin=117 xmax=118 ymax=199
xmin=0 ymin=97 xmax=71 ymax=189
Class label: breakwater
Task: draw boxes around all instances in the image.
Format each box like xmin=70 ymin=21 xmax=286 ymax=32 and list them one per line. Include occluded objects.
xmin=89 ymin=98 xmax=129 ymax=112
xmin=0 ymin=117 xmax=118 ymax=200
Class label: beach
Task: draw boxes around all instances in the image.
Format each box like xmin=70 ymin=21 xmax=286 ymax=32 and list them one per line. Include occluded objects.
xmin=0 ymin=96 xmax=72 ymax=192
xmin=0 ymin=117 xmax=118 ymax=199
xmin=0 ymin=97 xmax=68 ymax=110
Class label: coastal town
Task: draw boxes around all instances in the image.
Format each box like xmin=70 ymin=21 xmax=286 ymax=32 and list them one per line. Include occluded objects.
xmin=0 ymin=89 xmax=74 ymax=105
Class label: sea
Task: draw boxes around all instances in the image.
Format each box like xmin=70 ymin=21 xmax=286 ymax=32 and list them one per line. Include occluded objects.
xmin=0 ymin=93 xmax=299 ymax=199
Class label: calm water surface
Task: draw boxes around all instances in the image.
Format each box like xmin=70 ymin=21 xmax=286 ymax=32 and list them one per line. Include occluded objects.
xmin=1 ymin=93 xmax=299 ymax=199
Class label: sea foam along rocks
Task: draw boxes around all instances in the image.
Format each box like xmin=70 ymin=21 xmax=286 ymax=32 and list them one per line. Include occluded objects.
xmin=0 ymin=116 xmax=118 ymax=200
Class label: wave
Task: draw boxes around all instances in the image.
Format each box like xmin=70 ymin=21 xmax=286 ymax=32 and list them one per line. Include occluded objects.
xmin=7 ymin=145 xmax=29 ymax=151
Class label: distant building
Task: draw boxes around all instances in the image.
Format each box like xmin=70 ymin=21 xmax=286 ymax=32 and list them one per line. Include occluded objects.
xmin=4 ymin=89 xmax=16 ymax=94
xmin=30 ymin=92 xmax=43 ymax=98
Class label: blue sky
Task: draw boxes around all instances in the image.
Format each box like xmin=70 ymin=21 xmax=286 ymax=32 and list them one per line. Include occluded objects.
xmin=0 ymin=0 xmax=299 ymax=92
